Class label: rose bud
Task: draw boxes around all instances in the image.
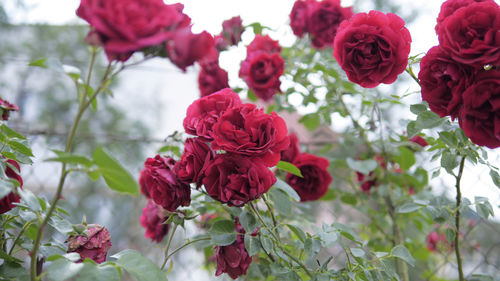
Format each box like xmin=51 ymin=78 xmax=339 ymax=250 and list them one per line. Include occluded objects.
xmin=286 ymin=153 xmax=332 ymax=201
xmin=409 ymin=135 xmax=429 ymax=147
xmin=66 ymin=224 xmax=112 ymax=263
xmin=215 ymin=219 xmax=252 ymax=279
xmin=0 ymin=159 xmax=23 ymax=214
xmin=0 ymin=98 xmax=19 ymax=121
xmin=140 ymin=200 xmax=169 ymax=243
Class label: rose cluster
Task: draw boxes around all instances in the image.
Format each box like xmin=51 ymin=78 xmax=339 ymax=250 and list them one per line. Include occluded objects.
xmin=76 ymin=0 xmax=214 ymax=71
xmin=239 ymin=35 xmax=285 ymax=101
xmin=419 ymin=0 xmax=500 ymax=148
xmin=289 ymin=0 xmax=353 ymax=49
xmin=281 ymin=133 xmax=332 ymax=201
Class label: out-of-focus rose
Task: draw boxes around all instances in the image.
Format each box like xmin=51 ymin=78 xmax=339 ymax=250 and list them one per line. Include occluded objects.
xmin=0 ymin=159 xmax=23 ymax=214
xmin=215 ymin=219 xmax=252 ymax=279
xmin=175 ymin=138 xmax=214 ymax=186
xmin=203 ymin=154 xmax=276 ymax=207
xmin=289 ymin=0 xmax=311 ymax=37
xmin=76 ymin=0 xmax=189 ymax=61
xmin=221 ymin=16 xmax=244 ymax=46
xmin=426 ymin=231 xmax=453 ymax=252
xmin=166 ymin=27 xmax=215 ymax=71
xmin=419 ymin=46 xmax=474 ymax=119
xmin=139 ymin=155 xmax=191 ymax=212
xmin=307 ymin=0 xmax=353 ymax=49
xmin=286 ymin=153 xmax=332 ymax=201
xmin=140 ymin=200 xmax=169 ymax=243
xmin=212 ymin=104 xmax=289 ymax=167
xmin=246 ymin=34 xmax=281 ymax=54
xmin=459 ymin=69 xmax=500 ymax=148
xmin=0 ymin=98 xmax=19 ymax=121
xmin=333 ymin=10 xmax=411 ymax=88
xmin=280 ymin=133 xmax=301 ymax=163
xmin=356 ymin=171 xmax=377 ymax=193
xmin=183 ymin=88 xmax=241 ymax=141
xmin=409 ymin=135 xmax=429 ymax=147
xmin=198 ymin=63 xmax=230 ymax=97
xmin=66 ymin=224 xmax=112 ymax=263
xmin=435 ymin=0 xmax=494 ymax=34
xmin=437 ymin=1 xmax=500 ymax=68
xmin=239 ymin=51 xmax=284 ymax=101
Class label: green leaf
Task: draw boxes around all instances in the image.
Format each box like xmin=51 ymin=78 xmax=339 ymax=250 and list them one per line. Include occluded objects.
xmin=407 ymin=121 xmax=419 ymax=138
xmin=75 ymin=262 xmax=120 ymax=281
xmin=18 ymin=188 xmax=41 ymax=212
xmin=439 ymin=131 xmax=458 ymax=148
xmin=269 ymin=188 xmax=291 ymax=216
xmin=415 ymin=111 xmax=444 ymax=130
xmin=391 ymin=245 xmax=415 ymax=267
xmin=49 ymin=217 xmax=74 ymax=234
xmin=239 ymin=210 xmax=258 ymax=234
xmin=112 ymin=250 xmax=166 ymax=281
xmin=273 ymin=178 xmax=300 ymax=202
xmin=46 ymin=152 xmax=94 ymax=167
xmin=0 ymin=178 xmax=15 ymax=198
xmin=446 ymin=228 xmax=456 ymax=243
xmin=346 ymin=158 xmax=377 ymax=175
xmin=244 ymin=235 xmax=261 ymax=256
xmin=47 ymin=259 xmax=85 ymax=281
xmin=286 ymin=224 xmax=306 ymax=242
xmin=340 ymin=193 xmax=357 ymax=206
xmin=441 ymin=151 xmax=459 ymax=174
xmin=276 ymin=161 xmax=303 ymax=177
xmin=0 ymin=124 xmax=26 ymax=140
xmin=247 ymin=89 xmax=258 ymax=102
xmin=396 ymin=202 xmax=422 ymax=214
xmin=489 ymin=169 xmax=500 ymax=188
xmin=93 ymin=147 xmax=139 ymax=195
xmin=209 ymin=219 xmax=237 ymax=246
xmin=350 ymin=248 xmax=365 ymax=258
xmin=475 ymin=197 xmax=494 ymax=219
xmin=28 ymin=58 xmax=47 ymax=68
xmin=410 ymin=104 xmax=428 ymax=115
xmin=157 ymin=145 xmax=181 ymax=157
xmin=393 ymin=146 xmax=416 ymax=171
xmin=8 ymin=140 xmax=33 ymax=157
xmin=299 ymin=114 xmax=320 ymax=130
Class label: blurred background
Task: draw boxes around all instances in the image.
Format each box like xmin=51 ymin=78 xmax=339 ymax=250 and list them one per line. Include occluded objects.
xmin=1 ymin=0 xmax=500 ymax=280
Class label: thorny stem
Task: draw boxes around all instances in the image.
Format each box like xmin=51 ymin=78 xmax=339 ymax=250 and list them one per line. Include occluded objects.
xmin=161 ymin=224 xmax=178 ymax=270
xmin=455 ymin=156 xmax=466 ymax=281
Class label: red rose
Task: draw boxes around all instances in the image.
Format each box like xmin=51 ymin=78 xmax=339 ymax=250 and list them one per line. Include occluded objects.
xmin=215 ymin=219 xmax=252 ymax=279
xmin=221 ymin=16 xmax=244 ymax=46
xmin=333 ymin=11 xmax=411 ymax=88
xmin=426 ymin=231 xmax=453 ymax=252
xmin=67 ymin=224 xmax=112 ymax=263
xmin=409 ymin=135 xmax=429 ymax=147
xmin=212 ymin=104 xmax=289 ymax=167
xmin=239 ymin=51 xmax=285 ymax=101
xmin=246 ymin=34 xmax=282 ymax=54
xmin=355 ymin=171 xmax=377 ymax=193
xmin=437 ymin=1 xmax=500 ymax=68
xmin=139 ymin=155 xmax=191 ymax=212
xmin=0 ymin=98 xmax=19 ymax=121
xmin=76 ymin=0 xmax=189 ymax=62
xmin=459 ymin=69 xmax=500 ymax=148
xmin=198 ymin=63 xmax=230 ymax=97
xmin=419 ymin=46 xmax=475 ymax=119
xmin=286 ymin=153 xmax=332 ymax=201
xmin=280 ymin=133 xmax=301 ymax=163
xmin=175 ymin=138 xmax=214 ymax=186
xmin=307 ymin=0 xmax=353 ymax=49
xmin=202 ymin=154 xmax=276 ymax=207
xmin=140 ymin=200 xmax=169 ymax=243
xmin=183 ymin=88 xmax=241 ymax=141
xmin=166 ymin=27 xmax=215 ymax=71
xmin=289 ymin=0 xmax=311 ymax=37
xmin=435 ymin=0 xmax=495 ymax=33
xmin=0 ymin=159 xmax=23 ymax=214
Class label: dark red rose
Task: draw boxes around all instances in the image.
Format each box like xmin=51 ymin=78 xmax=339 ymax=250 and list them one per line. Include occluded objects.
xmin=140 ymin=200 xmax=169 ymax=243
xmin=426 ymin=231 xmax=453 ymax=252
xmin=419 ymin=46 xmax=475 ymax=118
xmin=355 ymin=171 xmax=376 ymax=193
xmin=280 ymin=133 xmax=301 ymax=163
xmin=76 ymin=0 xmax=189 ymax=62
xmin=307 ymin=0 xmax=353 ymax=49
xmin=221 ymin=16 xmax=244 ymax=46
xmin=175 ymin=138 xmax=214 ymax=186
xmin=437 ymin=2 xmax=500 ymax=68
xmin=67 ymin=224 xmax=112 ymax=263
xmin=0 ymin=159 xmax=23 ymax=214
xmin=239 ymin=51 xmax=284 ymax=101
xmin=212 ymin=104 xmax=289 ymax=167
xmin=435 ymin=0 xmax=495 ymax=34
xmin=202 ymin=154 xmax=276 ymax=207
xmin=0 ymin=98 xmax=19 ymax=121
xmin=286 ymin=153 xmax=332 ymax=201
xmin=289 ymin=0 xmax=311 ymax=37
xmin=459 ymin=69 xmax=500 ymax=148
xmin=198 ymin=63 xmax=230 ymax=97
xmin=183 ymin=88 xmax=242 ymax=141
xmin=409 ymin=135 xmax=429 ymax=147
xmin=215 ymin=219 xmax=252 ymax=279
xmin=166 ymin=27 xmax=215 ymax=71
xmin=333 ymin=11 xmax=411 ymax=88
xmin=246 ymin=34 xmax=282 ymax=54
xmin=139 ymin=155 xmax=191 ymax=212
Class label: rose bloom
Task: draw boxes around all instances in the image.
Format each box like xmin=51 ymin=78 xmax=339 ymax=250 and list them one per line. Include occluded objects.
xmin=437 ymin=1 xmax=500 ymax=68
xmin=355 ymin=171 xmax=377 ymax=193
xmin=221 ymin=16 xmax=244 ymax=46
xmin=419 ymin=46 xmax=475 ymax=119
xmin=409 ymin=135 xmax=429 ymax=147
xmin=140 ymin=200 xmax=169 ymax=243
xmin=246 ymin=34 xmax=282 ymax=54
xmin=166 ymin=27 xmax=215 ymax=72
xmin=280 ymin=133 xmax=301 ymax=163
xmin=459 ymin=69 xmax=500 ymax=148
xmin=76 ymin=0 xmax=189 ymax=62
xmin=0 ymin=160 xmax=23 ymax=214
xmin=333 ymin=10 xmax=411 ymax=88
xmin=426 ymin=231 xmax=453 ymax=252
xmin=183 ymin=88 xmax=241 ymax=141
xmin=239 ymin=51 xmax=285 ymax=101
xmin=139 ymin=155 xmax=191 ymax=212
xmin=175 ymin=138 xmax=214 ymax=186
xmin=0 ymin=98 xmax=19 ymax=121
xmin=215 ymin=220 xmax=252 ymax=279
xmin=66 ymin=224 xmax=112 ymax=263
xmin=307 ymin=0 xmax=353 ymax=49
xmin=435 ymin=0 xmax=494 ymax=34
xmin=198 ymin=63 xmax=230 ymax=97
xmin=202 ymin=153 xmax=276 ymax=207
xmin=286 ymin=153 xmax=332 ymax=201
xmin=289 ymin=0 xmax=311 ymax=37
xmin=212 ymin=103 xmax=289 ymax=167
